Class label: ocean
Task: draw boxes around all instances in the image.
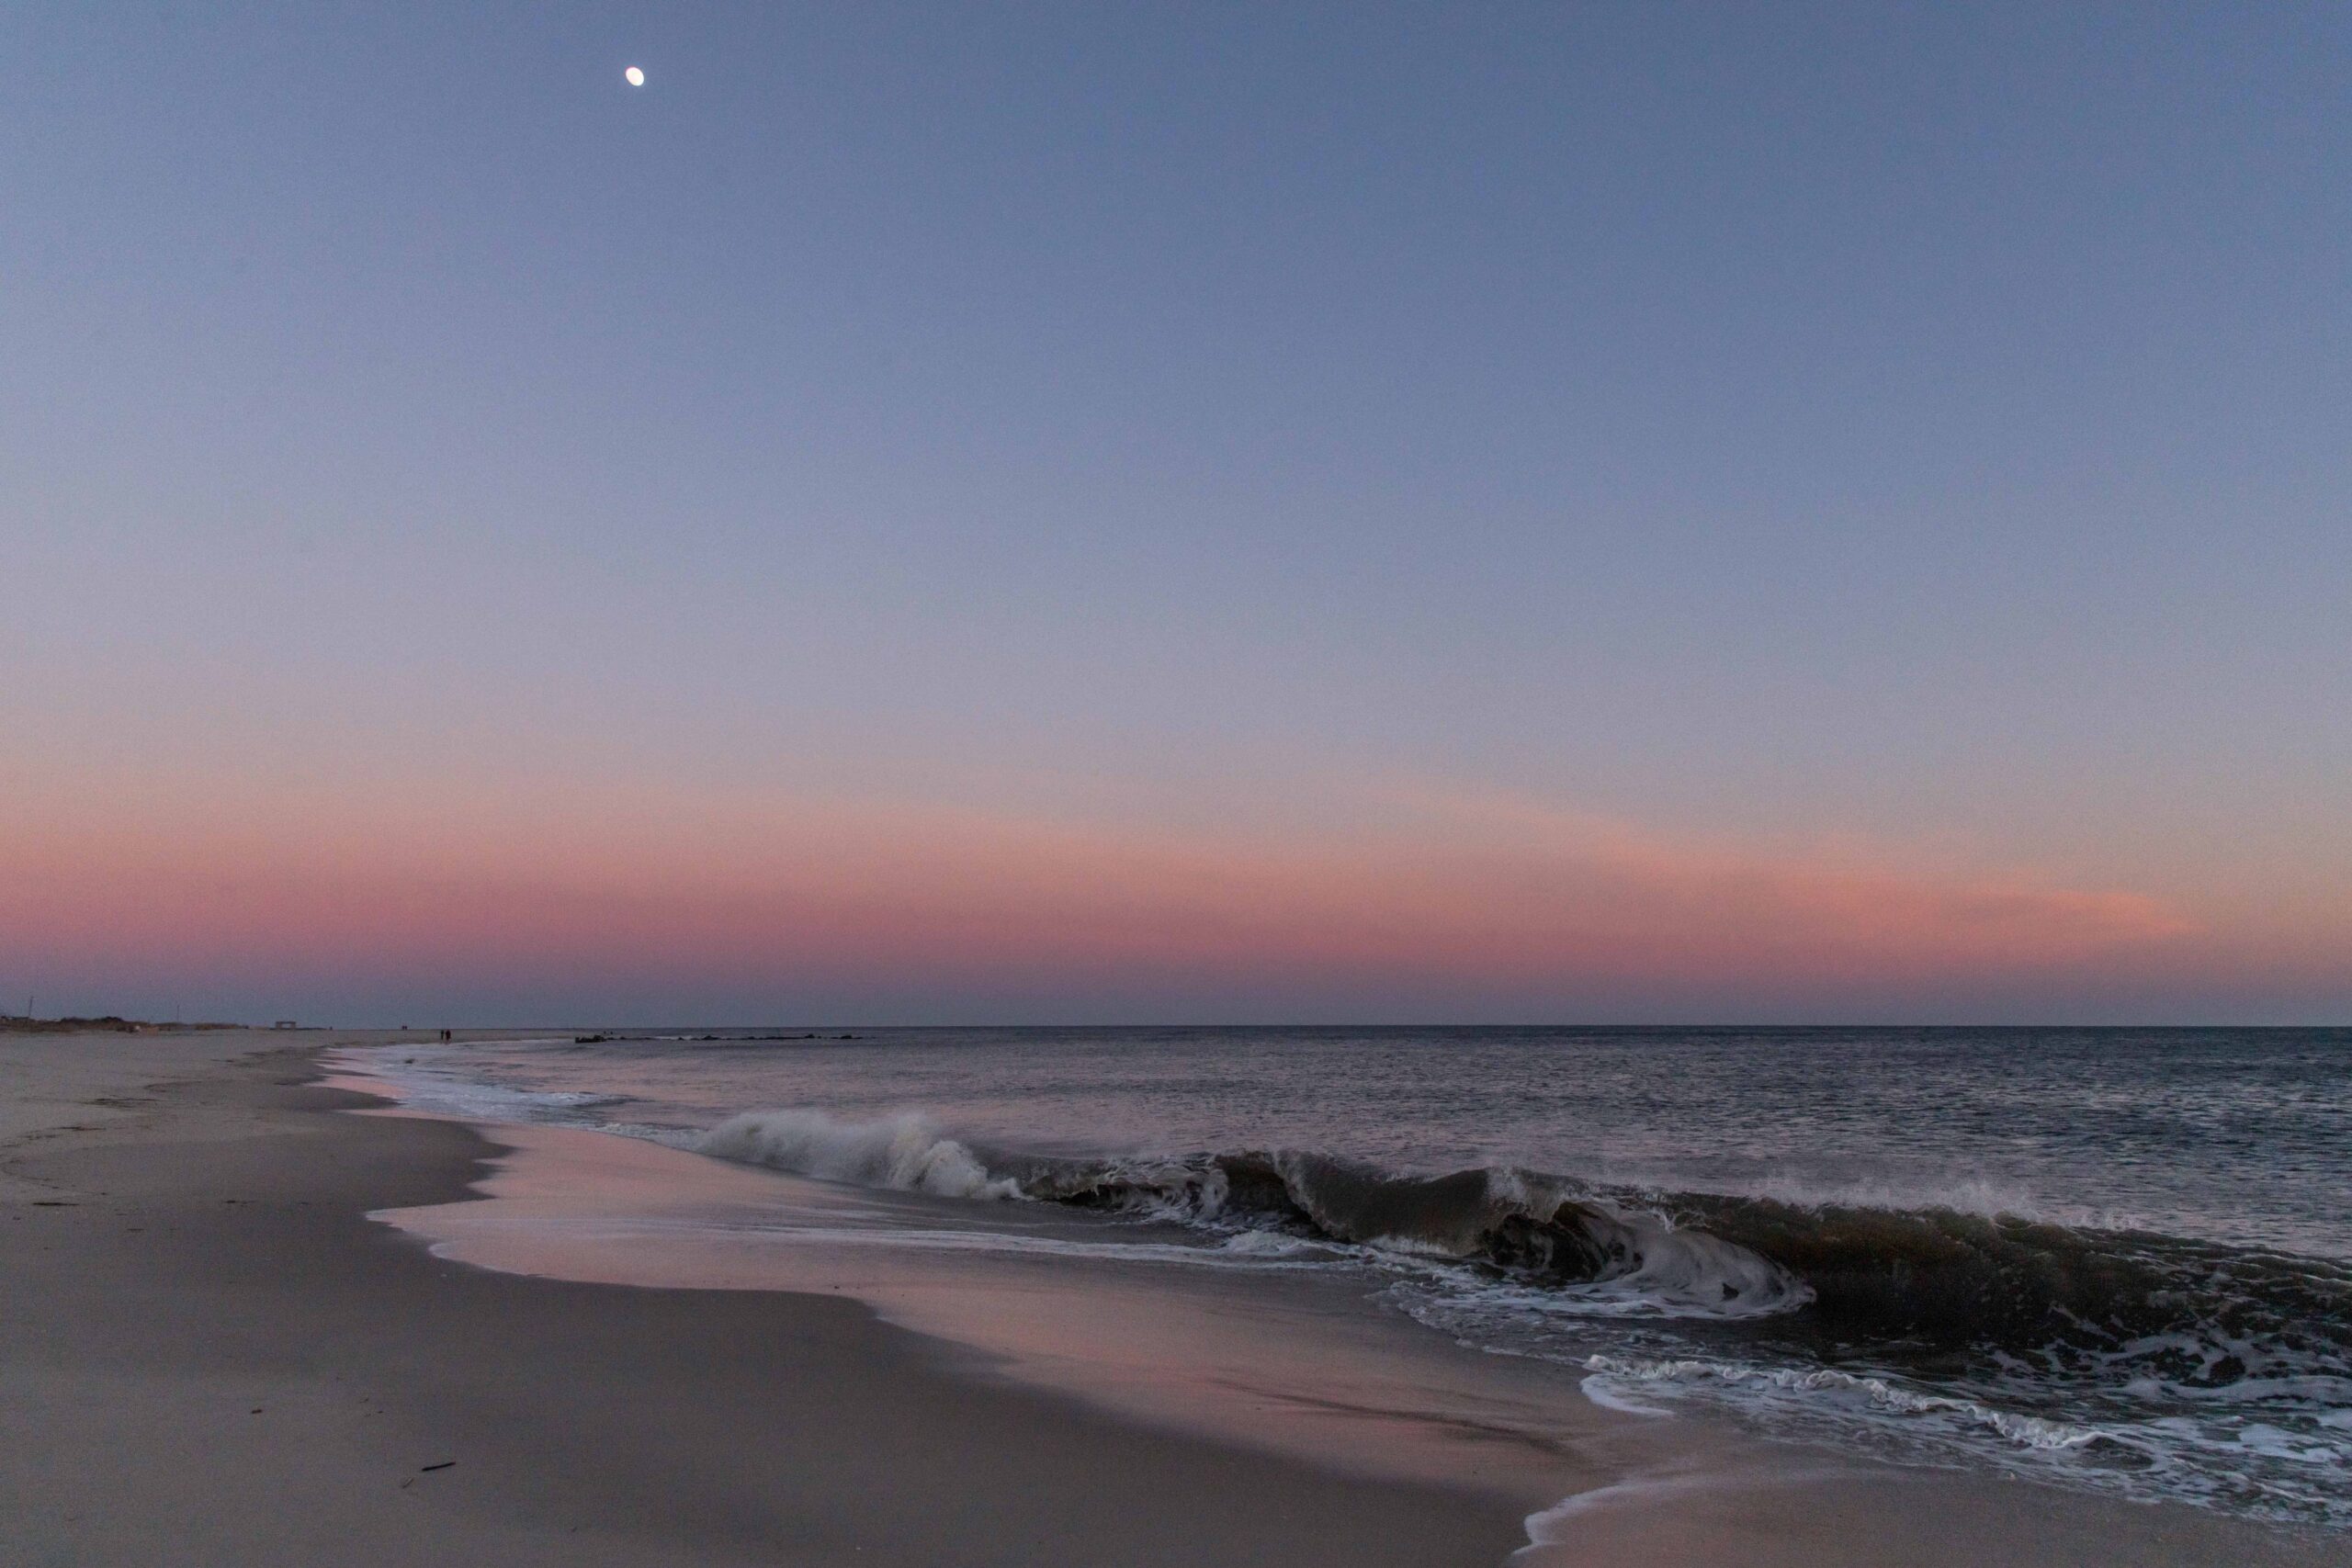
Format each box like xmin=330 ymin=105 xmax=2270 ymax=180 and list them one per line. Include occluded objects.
xmin=345 ymin=1025 xmax=2352 ymax=1526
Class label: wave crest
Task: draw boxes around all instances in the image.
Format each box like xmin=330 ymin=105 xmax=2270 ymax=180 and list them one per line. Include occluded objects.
xmin=698 ymin=1110 xmax=1023 ymax=1201
xmin=693 ymin=1105 xmax=2352 ymax=1382
xmin=695 ymin=1111 xmax=1804 ymax=1318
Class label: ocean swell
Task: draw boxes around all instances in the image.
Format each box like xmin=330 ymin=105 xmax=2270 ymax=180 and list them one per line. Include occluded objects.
xmin=695 ymin=1107 xmax=2352 ymax=1384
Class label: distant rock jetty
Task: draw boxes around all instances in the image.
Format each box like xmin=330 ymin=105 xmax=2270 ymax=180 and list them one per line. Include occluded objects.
xmin=571 ymin=1032 xmax=861 ymax=1044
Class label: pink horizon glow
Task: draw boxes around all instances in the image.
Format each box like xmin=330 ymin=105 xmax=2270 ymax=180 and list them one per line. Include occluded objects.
xmin=7 ymin=778 xmax=2334 ymax=1022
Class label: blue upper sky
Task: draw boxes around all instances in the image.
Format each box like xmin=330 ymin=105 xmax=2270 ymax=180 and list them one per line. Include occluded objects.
xmin=4 ymin=3 xmax=2346 ymax=1021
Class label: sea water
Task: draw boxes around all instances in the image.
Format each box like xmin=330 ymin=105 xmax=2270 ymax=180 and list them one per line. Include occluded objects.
xmin=346 ymin=1025 xmax=2352 ymax=1525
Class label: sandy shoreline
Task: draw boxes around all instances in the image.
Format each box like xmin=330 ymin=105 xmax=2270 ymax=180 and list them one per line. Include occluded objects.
xmin=5 ymin=1031 xmax=2346 ymax=1567
xmin=0 ymin=1031 xmax=1527 ymax=1567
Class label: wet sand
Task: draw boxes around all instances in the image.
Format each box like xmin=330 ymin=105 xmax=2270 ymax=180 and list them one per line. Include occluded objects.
xmin=0 ymin=1031 xmax=1529 ymax=1567
xmin=4 ymin=1031 xmax=2345 ymax=1567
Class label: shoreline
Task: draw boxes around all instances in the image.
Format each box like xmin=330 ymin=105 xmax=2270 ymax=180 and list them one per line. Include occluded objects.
xmin=6 ymin=1031 xmax=2346 ymax=1567
xmin=342 ymin=1041 xmax=2352 ymax=1567
xmin=0 ymin=1031 xmax=1531 ymax=1567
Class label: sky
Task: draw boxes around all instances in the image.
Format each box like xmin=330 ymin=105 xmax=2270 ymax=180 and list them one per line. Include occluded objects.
xmin=3 ymin=2 xmax=2347 ymax=1025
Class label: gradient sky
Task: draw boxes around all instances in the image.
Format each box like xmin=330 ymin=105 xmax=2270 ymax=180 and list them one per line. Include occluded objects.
xmin=4 ymin=3 xmax=2347 ymax=1024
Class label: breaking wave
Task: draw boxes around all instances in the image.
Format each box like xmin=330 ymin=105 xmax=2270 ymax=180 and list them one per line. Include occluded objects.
xmin=695 ymin=1109 xmax=2352 ymax=1363
xmin=699 ymin=1110 xmax=1804 ymax=1316
xmin=695 ymin=1105 xmax=2352 ymax=1522
xmin=699 ymin=1109 xmax=1023 ymax=1201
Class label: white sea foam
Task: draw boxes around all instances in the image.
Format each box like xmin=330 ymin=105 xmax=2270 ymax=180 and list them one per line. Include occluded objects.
xmin=1581 ymin=1353 xmax=2111 ymax=1450
xmin=696 ymin=1109 xmax=1024 ymax=1201
xmin=327 ymin=1045 xmax=621 ymax=1126
xmin=1577 ymin=1373 xmax=1674 ymax=1417
xmin=1513 ymin=1468 xmax=1728 ymax=1557
xmin=1582 ymin=1218 xmax=1810 ymax=1317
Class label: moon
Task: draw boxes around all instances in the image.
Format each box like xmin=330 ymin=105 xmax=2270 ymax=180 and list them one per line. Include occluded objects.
xmin=624 ymin=65 xmax=645 ymax=87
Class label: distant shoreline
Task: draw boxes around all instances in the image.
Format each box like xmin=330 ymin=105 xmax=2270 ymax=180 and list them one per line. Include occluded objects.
xmin=0 ymin=1015 xmax=244 ymax=1034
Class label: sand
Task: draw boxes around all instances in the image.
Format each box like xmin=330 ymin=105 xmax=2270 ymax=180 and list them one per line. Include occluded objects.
xmin=4 ymin=1031 xmax=2345 ymax=1567
xmin=0 ymin=1031 xmax=1527 ymax=1567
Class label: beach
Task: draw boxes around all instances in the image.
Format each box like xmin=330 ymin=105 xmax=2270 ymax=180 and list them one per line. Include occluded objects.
xmin=15 ymin=7 xmax=2349 ymax=1563
xmin=0 ymin=1031 xmax=1527 ymax=1567
xmin=4 ymin=1031 xmax=2344 ymax=1567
